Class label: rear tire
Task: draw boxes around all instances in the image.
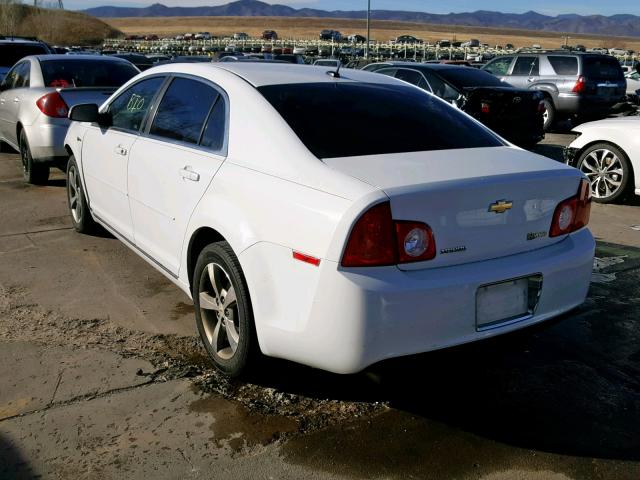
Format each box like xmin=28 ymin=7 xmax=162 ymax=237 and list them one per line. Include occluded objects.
xmin=20 ymin=130 xmax=49 ymax=185
xmin=66 ymin=155 xmax=96 ymax=233
xmin=577 ymin=143 xmax=632 ymax=204
xmin=193 ymin=242 xmax=258 ymax=377
xmin=542 ymin=98 xmax=555 ymax=132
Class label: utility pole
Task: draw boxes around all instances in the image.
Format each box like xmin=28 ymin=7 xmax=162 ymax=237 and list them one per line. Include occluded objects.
xmin=365 ymin=0 xmax=371 ymax=59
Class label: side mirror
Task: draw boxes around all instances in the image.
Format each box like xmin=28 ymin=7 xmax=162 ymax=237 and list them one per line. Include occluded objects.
xmin=68 ymin=103 xmax=100 ymax=123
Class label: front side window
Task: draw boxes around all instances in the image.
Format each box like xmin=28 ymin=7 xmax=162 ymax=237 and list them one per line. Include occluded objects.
xmin=1 ymin=63 xmax=21 ymax=90
xmin=150 ymin=78 xmax=219 ymax=145
xmin=108 ymin=76 xmax=165 ymax=132
xmin=512 ymin=57 xmax=539 ymax=76
xmin=483 ymin=56 xmax=513 ymax=76
xmin=259 ymin=82 xmax=503 ymax=159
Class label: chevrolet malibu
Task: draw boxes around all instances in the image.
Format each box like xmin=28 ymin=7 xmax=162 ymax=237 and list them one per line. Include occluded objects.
xmin=64 ymin=63 xmax=595 ymax=376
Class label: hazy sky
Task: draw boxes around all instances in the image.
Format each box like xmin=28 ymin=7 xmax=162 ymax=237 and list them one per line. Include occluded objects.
xmin=65 ymin=0 xmax=640 ymax=16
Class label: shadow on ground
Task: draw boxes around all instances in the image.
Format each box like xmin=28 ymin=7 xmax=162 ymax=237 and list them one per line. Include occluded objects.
xmin=249 ymin=242 xmax=640 ymax=462
xmin=0 ymin=434 xmax=36 ymax=480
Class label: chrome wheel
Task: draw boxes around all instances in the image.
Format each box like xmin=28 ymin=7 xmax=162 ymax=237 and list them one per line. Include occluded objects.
xmin=68 ymin=165 xmax=82 ymax=223
xmin=199 ymin=263 xmax=240 ymax=360
xmin=542 ymin=108 xmax=549 ymax=124
xmin=580 ymin=148 xmax=624 ymax=199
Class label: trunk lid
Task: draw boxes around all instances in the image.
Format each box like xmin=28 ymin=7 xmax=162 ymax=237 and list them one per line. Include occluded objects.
xmin=324 ymin=146 xmax=583 ymax=270
xmin=463 ymin=86 xmax=542 ymax=120
xmin=57 ymin=87 xmax=117 ymax=109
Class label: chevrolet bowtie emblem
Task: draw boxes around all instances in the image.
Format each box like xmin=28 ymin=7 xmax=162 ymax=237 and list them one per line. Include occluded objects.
xmin=489 ymin=200 xmax=513 ymax=214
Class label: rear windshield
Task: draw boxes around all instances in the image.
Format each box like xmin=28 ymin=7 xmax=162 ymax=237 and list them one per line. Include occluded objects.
xmin=430 ymin=67 xmax=505 ymax=88
xmin=0 ymin=44 xmax=48 ymax=67
xmin=258 ymin=82 xmax=503 ymax=159
xmin=584 ymin=56 xmax=623 ymax=80
xmin=548 ymin=56 xmax=579 ymax=75
xmin=39 ymin=59 xmax=138 ymax=88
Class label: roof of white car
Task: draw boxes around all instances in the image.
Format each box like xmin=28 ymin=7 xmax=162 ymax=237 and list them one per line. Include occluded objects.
xmin=147 ymin=62 xmax=401 ymax=88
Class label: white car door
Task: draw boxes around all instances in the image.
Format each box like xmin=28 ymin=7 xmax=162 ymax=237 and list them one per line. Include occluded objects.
xmin=127 ymin=76 xmax=227 ymax=275
xmin=82 ymin=75 xmax=166 ymax=241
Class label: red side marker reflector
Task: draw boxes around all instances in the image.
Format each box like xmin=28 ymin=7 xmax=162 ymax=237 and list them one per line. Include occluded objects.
xmin=293 ymin=251 xmax=321 ymax=267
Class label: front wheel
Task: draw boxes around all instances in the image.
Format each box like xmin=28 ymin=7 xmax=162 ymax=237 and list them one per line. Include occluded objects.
xmin=66 ymin=155 xmax=96 ymax=233
xmin=577 ymin=143 xmax=632 ymax=204
xmin=193 ymin=242 xmax=257 ymax=377
xmin=20 ymin=130 xmax=49 ymax=185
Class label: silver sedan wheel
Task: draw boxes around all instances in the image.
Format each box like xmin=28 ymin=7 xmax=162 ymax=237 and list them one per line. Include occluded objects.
xmin=199 ymin=263 xmax=240 ymax=360
xmin=68 ymin=165 xmax=82 ymax=223
xmin=580 ymin=148 xmax=624 ymax=199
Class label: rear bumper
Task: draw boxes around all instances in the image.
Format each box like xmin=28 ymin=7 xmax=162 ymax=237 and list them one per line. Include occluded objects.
xmin=23 ymin=121 xmax=69 ymax=163
xmin=555 ymin=93 xmax=622 ymax=117
xmin=257 ymin=228 xmax=595 ymax=374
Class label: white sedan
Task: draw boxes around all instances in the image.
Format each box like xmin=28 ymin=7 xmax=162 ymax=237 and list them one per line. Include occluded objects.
xmin=566 ymin=117 xmax=640 ymax=203
xmin=64 ymin=63 xmax=595 ymax=376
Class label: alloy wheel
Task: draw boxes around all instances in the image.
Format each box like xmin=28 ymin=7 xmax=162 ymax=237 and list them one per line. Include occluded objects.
xmin=199 ymin=262 xmax=240 ymax=360
xmin=68 ymin=165 xmax=83 ymax=223
xmin=580 ymin=148 xmax=624 ymax=199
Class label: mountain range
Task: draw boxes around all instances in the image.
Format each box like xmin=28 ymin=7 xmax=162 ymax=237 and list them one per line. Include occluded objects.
xmin=83 ymin=0 xmax=640 ymax=37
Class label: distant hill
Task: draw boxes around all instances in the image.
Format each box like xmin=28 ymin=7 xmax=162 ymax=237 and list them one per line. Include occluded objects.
xmin=83 ymin=0 xmax=640 ymax=37
xmin=0 ymin=4 xmax=121 ymax=44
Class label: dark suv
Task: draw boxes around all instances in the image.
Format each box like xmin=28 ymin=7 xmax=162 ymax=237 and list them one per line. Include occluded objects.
xmin=482 ymin=51 xmax=625 ymax=131
xmin=0 ymin=36 xmax=52 ymax=81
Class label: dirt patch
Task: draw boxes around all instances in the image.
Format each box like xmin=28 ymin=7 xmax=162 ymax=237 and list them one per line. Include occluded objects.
xmin=189 ymin=394 xmax=298 ymax=452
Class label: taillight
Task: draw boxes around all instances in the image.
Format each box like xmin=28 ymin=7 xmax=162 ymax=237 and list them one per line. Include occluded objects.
xmin=549 ymin=179 xmax=592 ymax=237
xmin=341 ymin=202 xmax=437 ymax=267
xmin=395 ymin=221 xmax=436 ymax=263
xmin=481 ymin=102 xmax=491 ymax=114
xmin=36 ymin=92 xmax=69 ymax=118
xmin=572 ymin=76 xmax=587 ymax=94
xmin=537 ymin=100 xmax=545 ymax=113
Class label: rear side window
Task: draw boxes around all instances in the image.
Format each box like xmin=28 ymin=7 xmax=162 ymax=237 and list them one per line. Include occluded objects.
xmin=200 ymin=97 xmax=226 ymax=152
xmin=258 ymin=82 xmax=503 ymax=159
xmin=548 ymin=56 xmax=578 ymax=75
xmin=512 ymin=57 xmax=539 ymax=76
xmin=40 ymin=59 xmax=138 ymax=88
xmin=584 ymin=56 xmax=623 ymax=80
xmin=150 ymin=78 xmax=218 ymax=145
xmin=0 ymin=44 xmax=48 ymax=68
xmin=394 ymin=69 xmax=430 ymax=91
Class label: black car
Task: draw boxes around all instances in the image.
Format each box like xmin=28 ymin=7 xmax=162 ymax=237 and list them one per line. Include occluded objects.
xmin=371 ymin=62 xmax=545 ymax=147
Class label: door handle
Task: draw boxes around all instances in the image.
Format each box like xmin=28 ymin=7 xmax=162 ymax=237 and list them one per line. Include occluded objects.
xmin=114 ymin=145 xmax=127 ymax=156
xmin=13 ymin=97 xmax=20 ymax=103
xmin=527 ymin=77 xmax=535 ymax=83
xmin=179 ymin=166 xmax=200 ymax=182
